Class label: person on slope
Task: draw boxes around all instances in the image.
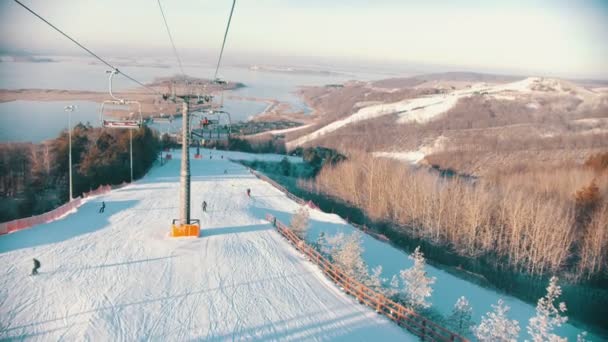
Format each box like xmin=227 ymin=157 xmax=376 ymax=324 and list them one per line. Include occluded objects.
xmin=99 ymin=201 xmax=105 ymax=213
xmin=31 ymin=258 xmax=41 ymax=276
xmin=246 ymin=188 xmax=251 ymax=198
xmin=202 ymin=201 xmax=207 ymax=213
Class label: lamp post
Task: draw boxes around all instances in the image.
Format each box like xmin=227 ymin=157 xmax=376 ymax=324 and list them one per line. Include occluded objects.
xmin=128 ymin=112 xmax=135 ymax=183
xmin=64 ymin=105 xmax=77 ymax=201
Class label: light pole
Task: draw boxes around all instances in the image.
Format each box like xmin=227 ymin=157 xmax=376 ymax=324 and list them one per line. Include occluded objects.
xmin=129 ymin=112 xmax=134 ymax=183
xmin=64 ymin=105 xmax=77 ymax=201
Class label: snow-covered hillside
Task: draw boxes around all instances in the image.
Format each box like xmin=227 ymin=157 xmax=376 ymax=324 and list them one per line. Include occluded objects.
xmin=287 ymin=77 xmax=605 ymax=149
xmin=0 ymin=149 xmax=414 ymax=341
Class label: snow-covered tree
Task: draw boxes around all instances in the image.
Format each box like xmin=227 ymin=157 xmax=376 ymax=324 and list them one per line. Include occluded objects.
xmin=290 ymin=206 xmax=309 ymax=239
xmin=473 ymin=299 xmax=520 ymax=342
xmin=448 ymin=296 xmax=474 ymax=336
xmin=331 ymin=232 xmax=368 ymax=280
xmin=576 ymin=331 xmax=589 ymax=342
xmin=366 ymin=265 xmax=385 ymax=292
xmin=387 ymin=274 xmax=401 ymax=297
xmin=399 ymin=246 xmax=436 ymax=310
xmin=314 ymin=232 xmax=331 ymax=256
xmin=527 ymin=276 xmax=568 ymax=342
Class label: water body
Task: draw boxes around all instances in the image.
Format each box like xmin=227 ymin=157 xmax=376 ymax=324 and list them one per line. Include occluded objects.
xmin=0 ymin=59 xmax=387 ymax=143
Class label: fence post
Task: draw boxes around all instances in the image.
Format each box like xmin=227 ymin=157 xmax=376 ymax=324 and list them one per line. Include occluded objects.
xmin=376 ymin=294 xmax=384 ymax=313
xmin=421 ymin=319 xmax=427 ymax=340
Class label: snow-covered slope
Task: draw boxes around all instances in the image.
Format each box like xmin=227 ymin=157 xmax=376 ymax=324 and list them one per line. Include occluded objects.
xmin=287 ymin=77 xmax=605 ymax=148
xmin=0 ymin=149 xmax=414 ymax=341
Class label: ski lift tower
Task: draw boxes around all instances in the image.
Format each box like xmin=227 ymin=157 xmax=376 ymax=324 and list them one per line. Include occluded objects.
xmin=170 ymin=91 xmax=201 ymax=237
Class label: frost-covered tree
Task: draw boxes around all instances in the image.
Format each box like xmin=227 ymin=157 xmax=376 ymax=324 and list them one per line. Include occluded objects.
xmin=289 ymin=206 xmax=309 ymax=239
xmin=366 ymin=265 xmax=385 ymax=292
xmin=576 ymin=331 xmax=589 ymax=342
xmin=448 ymin=296 xmax=474 ymax=336
xmin=331 ymin=232 xmax=368 ymax=280
xmin=527 ymin=276 xmax=568 ymax=342
xmin=473 ymin=299 xmax=520 ymax=342
xmin=387 ymin=274 xmax=401 ymax=297
xmin=314 ymin=231 xmax=331 ymax=256
xmin=400 ymin=246 xmax=436 ymax=310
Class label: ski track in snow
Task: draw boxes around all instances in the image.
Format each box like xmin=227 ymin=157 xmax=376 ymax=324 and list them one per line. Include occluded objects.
xmin=0 ymin=149 xmax=414 ymax=341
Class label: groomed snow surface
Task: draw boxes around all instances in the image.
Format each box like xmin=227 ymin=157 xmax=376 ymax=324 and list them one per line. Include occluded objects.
xmin=0 ymin=149 xmax=415 ymax=341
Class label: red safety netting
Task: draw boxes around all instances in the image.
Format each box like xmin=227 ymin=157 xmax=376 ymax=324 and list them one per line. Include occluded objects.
xmin=0 ymin=183 xmax=127 ymax=235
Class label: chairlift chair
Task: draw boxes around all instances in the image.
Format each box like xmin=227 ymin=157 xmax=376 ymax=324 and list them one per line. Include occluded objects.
xmin=99 ymin=100 xmax=143 ymax=129
xmin=190 ymin=109 xmax=232 ymax=142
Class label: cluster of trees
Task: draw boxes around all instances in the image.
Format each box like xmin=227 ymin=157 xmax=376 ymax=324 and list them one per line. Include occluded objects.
xmin=288 ymin=206 xmax=583 ymax=341
xmin=0 ymin=124 xmax=160 ymax=221
xmin=206 ymin=136 xmax=287 ymax=154
xmin=307 ymin=152 xmax=607 ymax=281
xmin=292 ymin=146 xmax=346 ymax=175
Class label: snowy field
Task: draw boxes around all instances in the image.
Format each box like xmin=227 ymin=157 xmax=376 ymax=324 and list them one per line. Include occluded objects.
xmin=0 ymin=149 xmax=414 ymax=341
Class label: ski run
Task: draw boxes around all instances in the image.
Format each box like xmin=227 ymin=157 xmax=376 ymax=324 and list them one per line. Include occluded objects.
xmin=0 ymin=149 xmax=594 ymax=340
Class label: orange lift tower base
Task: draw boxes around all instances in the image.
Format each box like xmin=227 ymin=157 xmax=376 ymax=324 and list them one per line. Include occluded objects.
xmin=171 ymin=219 xmax=200 ymax=237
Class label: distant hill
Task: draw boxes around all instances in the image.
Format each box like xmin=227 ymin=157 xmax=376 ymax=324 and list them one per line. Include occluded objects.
xmin=372 ymin=72 xmax=525 ymax=89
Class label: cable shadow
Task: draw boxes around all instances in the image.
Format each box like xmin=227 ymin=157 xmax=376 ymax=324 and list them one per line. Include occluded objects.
xmin=46 ymin=255 xmax=177 ymax=276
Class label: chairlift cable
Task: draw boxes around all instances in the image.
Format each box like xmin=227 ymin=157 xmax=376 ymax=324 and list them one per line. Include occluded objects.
xmin=157 ymin=0 xmax=186 ymax=80
xmin=213 ymin=0 xmax=236 ymax=81
xmin=12 ymin=0 xmax=162 ymax=97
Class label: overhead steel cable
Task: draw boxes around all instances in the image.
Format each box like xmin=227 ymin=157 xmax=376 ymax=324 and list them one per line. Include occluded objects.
xmin=213 ymin=0 xmax=236 ymax=80
xmin=157 ymin=0 xmax=186 ymax=79
xmin=12 ymin=0 xmax=162 ymax=96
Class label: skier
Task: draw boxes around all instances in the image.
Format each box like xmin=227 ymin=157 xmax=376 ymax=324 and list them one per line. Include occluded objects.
xmin=246 ymin=188 xmax=251 ymax=197
xmin=202 ymin=201 xmax=207 ymax=212
xmin=31 ymin=258 xmax=41 ymax=276
xmin=99 ymin=201 xmax=106 ymax=213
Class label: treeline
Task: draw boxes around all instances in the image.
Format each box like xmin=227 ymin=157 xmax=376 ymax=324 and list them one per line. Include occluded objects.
xmin=0 ymin=123 xmax=160 ymax=222
xmin=304 ymin=151 xmax=608 ymax=281
xmin=204 ymin=136 xmax=287 ymax=154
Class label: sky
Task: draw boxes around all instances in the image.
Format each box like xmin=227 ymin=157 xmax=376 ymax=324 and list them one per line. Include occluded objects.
xmin=1 ymin=0 xmax=607 ymax=79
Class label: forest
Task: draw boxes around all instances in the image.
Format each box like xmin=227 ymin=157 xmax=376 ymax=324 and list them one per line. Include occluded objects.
xmin=0 ymin=123 xmax=160 ymax=222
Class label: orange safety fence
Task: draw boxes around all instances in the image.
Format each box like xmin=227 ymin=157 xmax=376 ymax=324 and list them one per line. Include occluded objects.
xmin=266 ymin=214 xmax=468 ymax=342
xmin=0 ymin=183 xmax=128 ymax=235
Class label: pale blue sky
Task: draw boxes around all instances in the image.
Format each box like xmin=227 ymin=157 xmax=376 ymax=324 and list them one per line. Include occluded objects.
xmin=1 ymin=0 xmax=607 ymax=78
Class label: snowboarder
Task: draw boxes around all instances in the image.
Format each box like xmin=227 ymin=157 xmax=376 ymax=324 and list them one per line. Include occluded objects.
xmin=99 ymin=201 xmax=105 ymax=213
xmin=31 ymin=258 xmax=41 ymax=276
xmin=246 ymin=188 xmax=251 ymax=197
xmin=202 ymin=201 xmax=207 ymax=212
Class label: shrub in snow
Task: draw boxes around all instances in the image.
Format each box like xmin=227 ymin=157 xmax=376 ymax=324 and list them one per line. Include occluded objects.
xmin=386 ymin=274 xmax=401 ymax=298
xmin=331 ymin=232 xmax=369 ymax=280
xmin=400 ymin=246 xmax=436 ymax=310
xmin=448 ymin=296 xmax=474 ymax=336
xmin=527 ymin=276 xmax=568 ymax=342
xmin=290 ymin=206 xmax=309 ymax=239
xmin=577 ymin=331 xmax=589 ymax=342
xmin=314 ymin=232 xmax=331 ymax=256
xmin=473 ymin=299 xmax=520 ymax=342
xmin=366 ymin=265 xmax=386 ymax=292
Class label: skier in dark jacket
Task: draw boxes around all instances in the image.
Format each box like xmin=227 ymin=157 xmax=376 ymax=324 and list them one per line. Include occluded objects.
xmin=32 ymin=258 xmax=41 ymax=275
xmin=99 ymin=201 xmax=105 ymax=213
xmin=202 ymin=201 xmax=207 ymax=212
xmin=246 ymin=188 xmax=251 ymax=197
